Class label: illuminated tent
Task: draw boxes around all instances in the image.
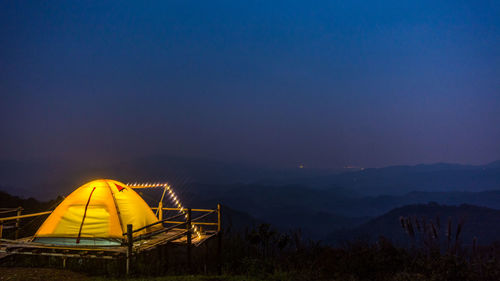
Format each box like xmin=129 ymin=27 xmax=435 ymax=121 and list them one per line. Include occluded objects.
xmin=33 ymin=179 xmax=160 ymax=246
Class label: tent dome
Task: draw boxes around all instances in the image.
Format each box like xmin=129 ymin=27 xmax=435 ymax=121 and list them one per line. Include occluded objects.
xmin=33 ymin=179 xmax=160 ymax=246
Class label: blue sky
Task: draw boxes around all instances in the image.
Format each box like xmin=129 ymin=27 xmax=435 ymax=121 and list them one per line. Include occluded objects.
xmin=1 ymin=0 xmax=499 ymax=168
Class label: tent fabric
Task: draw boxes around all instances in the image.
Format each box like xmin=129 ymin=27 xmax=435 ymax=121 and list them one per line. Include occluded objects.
xmin=34 ymin=179 xmax=161 ymax=244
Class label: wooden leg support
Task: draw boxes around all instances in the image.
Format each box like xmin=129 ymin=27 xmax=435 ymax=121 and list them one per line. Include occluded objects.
xmin=217 ymin=231 xmax=222 ymax=275
xmin=126 ymin=224 xmax=133 ymax=276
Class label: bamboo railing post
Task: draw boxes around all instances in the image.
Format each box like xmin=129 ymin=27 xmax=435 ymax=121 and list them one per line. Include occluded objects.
xmin=126 ymin=224 xmax=133 ymax=276
xmin=217 ymin=203 xmax=222 ymax=275
xmin=217 ymin=203 xmax=221 ymax=232
xmin=186 ymin=208 xmax=192 ymax=273
xmin=15 ymin=207 xmax=22 ymax=240
xmin=158 ymin=202 xmax=163 ymax=220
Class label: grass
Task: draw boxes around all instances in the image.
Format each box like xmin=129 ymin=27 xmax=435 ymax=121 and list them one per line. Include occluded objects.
xmin=90 ymin=275 xmax=279 ymax=281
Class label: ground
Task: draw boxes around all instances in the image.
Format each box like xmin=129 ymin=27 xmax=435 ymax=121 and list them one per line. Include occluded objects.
xmin=0 ymin=268 xmax=267 ymax=281
xmin=0 ymin=267 xmax=88 ymax=281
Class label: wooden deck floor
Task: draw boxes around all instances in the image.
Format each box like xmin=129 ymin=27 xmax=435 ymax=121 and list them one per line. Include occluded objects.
xmin=0 ymin=229 xmax=218 ymax=260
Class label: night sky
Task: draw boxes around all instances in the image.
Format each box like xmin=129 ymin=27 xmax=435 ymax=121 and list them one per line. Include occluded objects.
xmin=1 ymin=1 xmax=499 ymax=169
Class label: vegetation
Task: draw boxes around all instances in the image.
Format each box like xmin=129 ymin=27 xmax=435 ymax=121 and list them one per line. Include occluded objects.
xmin=0 ymin=190 xmax=63 ymax=239
xmin=8 ymin=222 xmax=498 ymax=280
xmin=218 ymin=223 xmax=500 ymax=281
xmin=91 ymin=275 xmax=274 ymax=281
xmin=2 ymin=191 xmax=500 ymax=280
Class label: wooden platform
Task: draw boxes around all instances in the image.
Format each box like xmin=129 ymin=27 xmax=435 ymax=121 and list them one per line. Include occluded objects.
xmin=133 ymin=228 xmax=217 ymax=251
xmin=0 ymin=228 xmax=218 ymax=260
xmin=0 ymin=238 xmax=125 ymax=260
xmin=0 ymin=204 xmax=222 ymax=274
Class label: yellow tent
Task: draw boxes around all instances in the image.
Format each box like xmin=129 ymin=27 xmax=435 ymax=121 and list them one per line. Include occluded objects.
xmin=33 ymin=179 xmax=160 ymax=246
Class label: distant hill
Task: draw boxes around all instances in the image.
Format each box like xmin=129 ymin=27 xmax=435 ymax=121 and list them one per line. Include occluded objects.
xmin=1 ymin=157 xmax=499 ymax=199
xmin=172 ymin=182 xmax=500 ymax=218
xmin=322 ymin=161 xmax=500 ymax=195
xmin=0 ymin=190 xmax=60 ymax=213
xmin=0 ymin=190 xmax=64 ymax=239
xmin=327 ymin=203 xmax=500 ymax=246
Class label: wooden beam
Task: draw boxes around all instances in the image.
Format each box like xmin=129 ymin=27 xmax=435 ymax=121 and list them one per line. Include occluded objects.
xmin=0 ymin=246 xmax=119 ymax=260
xmin=151 ymin=207 xmax=216 ymax=212
xmin=161 ymin=220 xmax=185 ymax=224
xmin=138 ymin=220 xmax=216 ymax=227
xmin=0 ymin=211 xmax=52 ymax=222
xmin=0 ymin=240 xmax=125 ymax=253
xmin=192 ymin=222 xmax=218 ymax=226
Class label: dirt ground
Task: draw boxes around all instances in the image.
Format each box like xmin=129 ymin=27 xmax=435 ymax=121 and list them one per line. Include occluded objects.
xmin=0 ymin=267 xmax=263 ymax=281
xmin=0 ymin=267 xmax=90 ymax=281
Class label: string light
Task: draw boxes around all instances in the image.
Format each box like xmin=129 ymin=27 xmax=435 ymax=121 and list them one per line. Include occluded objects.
xmin=126 ymin=181 xmax=203 ymax=238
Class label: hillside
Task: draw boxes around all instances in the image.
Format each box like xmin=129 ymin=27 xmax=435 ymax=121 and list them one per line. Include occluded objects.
xmin=327 ymin=203 xmax=500 ymax=246
xmin=0 ymin=190 xmax=60 ymax=213
xmin=185 ymin=183 xmax=500 ymax=217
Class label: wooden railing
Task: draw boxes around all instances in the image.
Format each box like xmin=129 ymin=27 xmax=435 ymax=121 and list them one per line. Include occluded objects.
xmin=0 ymin=204 xmax=221 ymax=242
xmin=128 ymin=204 xmax=221 ymax=242
xmin=0 ymin=208 xmax=52 ymax=239
xmin=123 ymin=203 xmax=222 ymax=275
